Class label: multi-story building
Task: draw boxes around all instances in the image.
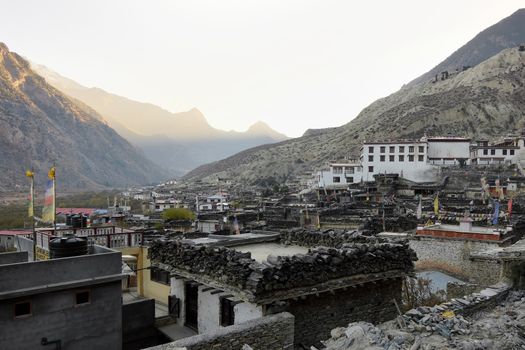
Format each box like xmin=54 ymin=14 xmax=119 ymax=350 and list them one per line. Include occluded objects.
xmin=470 ymin=137 xmax=525 ymax=165
xmin=316 ymin=136 xmax=519 ymax=187
xmin=0 ymin=244 xmax=123 ymax=350
xmin=316 ymin=161 xmax=362 ymax=189
xmin=360 ymin=140 xmax=431 ymax=182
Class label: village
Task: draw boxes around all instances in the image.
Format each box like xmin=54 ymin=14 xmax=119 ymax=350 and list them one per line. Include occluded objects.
xmin=1 ymin=132 xmax=525 ymax=349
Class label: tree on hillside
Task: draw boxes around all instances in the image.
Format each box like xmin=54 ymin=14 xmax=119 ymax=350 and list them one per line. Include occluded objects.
xmin=162 ymin=208 xmax=196 ymax=221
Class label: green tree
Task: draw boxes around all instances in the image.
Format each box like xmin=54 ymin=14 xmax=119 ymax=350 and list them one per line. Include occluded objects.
xmin=162 ymin=208 xmax=196 ymax=221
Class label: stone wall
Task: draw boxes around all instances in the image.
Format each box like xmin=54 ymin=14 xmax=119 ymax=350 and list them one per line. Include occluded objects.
xmin=287 ymin=278 xmax=402 ymax=349
xmin=280 ymin=229 xmax=387 ymax=248
xmin=408 ymin=236 xmax=502 ymax=286
xmin=149 ymin=237 xmax=416 ymax=301
xmin=146 ymin=312 xmax=294 ymax=350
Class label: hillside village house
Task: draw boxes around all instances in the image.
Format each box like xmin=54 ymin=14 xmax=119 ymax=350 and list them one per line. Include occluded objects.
xmin=147 ymin=231 xmax=416 ymax=349
xmin=470 ymin=137 xmax=525 ymax=165
xmin=318 ymin=135 xmax=525 ymax=188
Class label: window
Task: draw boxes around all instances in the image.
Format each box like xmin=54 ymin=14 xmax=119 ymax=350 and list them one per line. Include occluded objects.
xmin=418 ymin=146 xmax=425 ymax=153
xmin=389 ymin=155 xmax=394 ymax=162
xmin=333 ymin=177 xmax=340 ymax=183
xmin=368 ymin=166 xmax=374 ymax=172
xmin=368 ymin=155 xmax=374 ymax=162
xmin=399 ymin=146 xmax=405 ymax=153
xmin=150 ymin=267 xmax=171 ymax=285
xmin=399 ymin=155 xmax=404 ymax=161
xmin=389 ymin=146 xmax=395 ymax=153
xmin=490 ymin=149 xmax=495 ymax=155
xmin=483 ymin=149 xmax=488 ymax=155
xmin=333 ymin=166 xmax=342 ymax=174
xmin=368 ymin=146 xmax=374 ymax=153
xmin=380 ymin=146 xmax=385 ymax=153
xmin=409 ymin=146 xmax=414 ymax=153
xmin=346 ymin=177 xmax=354 ymax=183
xmin=347 ymin=167 xmax=354 ymax=174
xmin=418 ymin=155 xmax=424 ymax=161
xmin=510 ymin=150 xmax=515 ymax=155
xmin=380 ymin=155 xmax=385 ymax=162
xmin=220 ymin=298 xmax=235 ymax=326
xmin=503 ymin=149 xmax=507 ymax=155
xmin=75 ymin=290 xmax=90 ymax=305
xmin=14 ymin=301 xmax=31 ymax=318
xmin=408 ymin=155 xmax=414 ymax=162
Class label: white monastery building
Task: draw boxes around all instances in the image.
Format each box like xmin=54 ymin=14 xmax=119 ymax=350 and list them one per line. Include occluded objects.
xmin=317 ymin=134 xmax=525 ymax=189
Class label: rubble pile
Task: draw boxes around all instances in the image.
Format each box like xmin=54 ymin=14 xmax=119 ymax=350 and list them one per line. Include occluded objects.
xmin=149 ymin=238 xmax=416 ymax=298
xmin=280 ymin=229 xmax=388 ymax=248
xmin=320 ymin=289 xmax=525 ymax=350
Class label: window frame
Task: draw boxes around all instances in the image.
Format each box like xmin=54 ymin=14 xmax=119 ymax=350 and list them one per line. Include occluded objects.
xmin=220 ymin=297 xmax=235 ymax=327
xmin=75 ymin=290 xmax=91 ymax=307
xmin=13 ymin=300 xmax=32 ymax=319
xmin=150 ymin=266 xmax=171 ymax=285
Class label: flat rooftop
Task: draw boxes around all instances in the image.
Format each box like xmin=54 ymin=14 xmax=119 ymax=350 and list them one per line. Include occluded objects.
xmin=422 ymin=224 xmax=501 ymax=235
xmin=183 ymin=231 xmax=281 ymax=247
xmin=232 ymin=243 xmax=309 ymax=262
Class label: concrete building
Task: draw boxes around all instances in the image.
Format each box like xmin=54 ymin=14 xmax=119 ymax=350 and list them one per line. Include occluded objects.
xmin=316 ymin=161 xmax=363 ymax=189
xmin=147 ymin=230 xmax=416 ymax=349
xmin=470 ymin=137 xmax=525 ymax=165
xmin=0 ymin=245 xmax=123 ymax=350
xmin=360 ymin=140 xmax=435 ymax=183
xmin=317 ymin=136 xmax=475 ymax=187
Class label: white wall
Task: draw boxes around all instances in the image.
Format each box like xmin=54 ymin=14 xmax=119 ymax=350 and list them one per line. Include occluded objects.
xmin=360 ymin=142 xmax=439 ymax=183
xmin=197 ymin=287 xmax=222 ymax=333
xmin=427 ymin=140 xmax=470 ymax=161
xmin=233 ymin=302 xmax=263 ymax=324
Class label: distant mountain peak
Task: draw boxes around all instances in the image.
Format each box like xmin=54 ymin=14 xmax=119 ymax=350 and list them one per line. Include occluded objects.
xmin=246 ymin=121 xmax=289 ymax=140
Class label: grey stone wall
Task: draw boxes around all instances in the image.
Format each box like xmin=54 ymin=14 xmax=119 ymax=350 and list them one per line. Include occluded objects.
xmin=146 ymin=312 xmax=294 ymax=350
xmin=287 ymin=278 xmax=402 ymax=349
xmin=408 ymin=236 xmax=502 ymax=286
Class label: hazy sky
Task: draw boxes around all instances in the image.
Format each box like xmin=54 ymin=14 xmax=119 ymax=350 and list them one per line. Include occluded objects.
xmin=1 ymin=1 xmax=523 ymax=137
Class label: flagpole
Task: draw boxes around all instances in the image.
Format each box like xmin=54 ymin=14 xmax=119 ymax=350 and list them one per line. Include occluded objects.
xmin=31 ymin=171 xmax=36 ymax=261
xmin=53 ymin=163 xmax=56 ymax=234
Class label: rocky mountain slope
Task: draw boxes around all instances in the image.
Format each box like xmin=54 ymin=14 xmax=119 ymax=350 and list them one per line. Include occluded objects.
xmin=184 ymin=45 xmax=525 ymax=186
xmin=0 ymin=43 xmax=166 ymax=191
xmin=408 ymin=8 xmax=525 ymax=86
xmin=31 ymin=64 xmax=289 ymax=174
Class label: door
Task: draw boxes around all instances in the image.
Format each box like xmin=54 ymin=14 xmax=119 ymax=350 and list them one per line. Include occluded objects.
xmin=185 ymin=283 xmax=199 ymax=330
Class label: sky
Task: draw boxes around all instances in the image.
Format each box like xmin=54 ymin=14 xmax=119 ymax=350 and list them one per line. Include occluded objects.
xmin=0 ymin=1 xmax=523 ymax=137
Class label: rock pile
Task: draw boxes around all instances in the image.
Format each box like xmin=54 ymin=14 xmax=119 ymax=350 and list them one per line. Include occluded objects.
xmin=149 ymin=237 xmax=416 ymax=299
xmin=320 ymin=287 xmax=525 ymax=350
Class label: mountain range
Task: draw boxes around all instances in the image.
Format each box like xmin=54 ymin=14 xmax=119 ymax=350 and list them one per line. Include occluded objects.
xmin=183 ymin=9 xmax=525 ymax=186
xmin=30 ymin=65 xmax=289 ymax=175
xmin=0 ymin=43 xmax=166 ymax=191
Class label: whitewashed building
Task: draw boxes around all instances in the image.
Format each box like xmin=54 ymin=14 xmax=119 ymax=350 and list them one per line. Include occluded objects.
xmin=470 ymin=137 xmax=525 ymax=165
xmin=316 ymin=161 xmax=363 ymax=189
xmin=359 ymin=140 xmax=437 ymax=183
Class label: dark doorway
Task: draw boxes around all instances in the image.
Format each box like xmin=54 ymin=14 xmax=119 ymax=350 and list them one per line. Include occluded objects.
xmin=185 ymin=283 xmax=199 ymax=330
